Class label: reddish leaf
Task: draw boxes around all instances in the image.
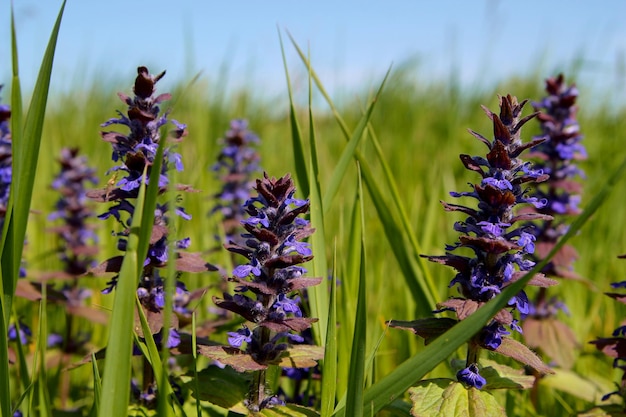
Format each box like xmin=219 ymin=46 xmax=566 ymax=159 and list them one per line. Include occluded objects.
xmin=388 ymin=317 xmax=457 ymax=343
xmin=494 ymin=337 xmax=553 ymax=375
xmin=198 ymin=345 xmax=267 ymax=372
xmin=89 ymin=256 xmax=124 ymax=275
xmin=522 ymin=318 xmax=578 ymax=369
xmin=175 ymin=251 xmax=218 ymax=273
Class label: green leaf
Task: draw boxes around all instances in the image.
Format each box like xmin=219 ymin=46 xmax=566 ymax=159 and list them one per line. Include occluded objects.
xmin=478 ymin=360 xmax=535 ymax=390
xmin=276 ymin=345 xmax=325 ymax=368
xmin=409 ymin=380 xmax=506 ymax=417
xmin=260 ymin=404 xmax=320 ymax=417
xmin=578 ymin=406 xmax=626 ymax=417
xmin=185 ymin=365 xmax=249 ymax=411
xmin=540 ymin=368 xmax=609 ymax=403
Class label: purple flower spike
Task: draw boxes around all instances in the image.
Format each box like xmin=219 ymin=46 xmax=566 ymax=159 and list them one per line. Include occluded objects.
xmin=410 ymin=95 xmax=555 ymax=387
xmin=212 ymin=173 xmax=320 ymax=412
xmin=521 ymin=75 xmax=586 ymax=368
xmin=89 ymin=67 xmax=217 ymax=384
xmin=211 ymin=119 xmax=262 ymax=244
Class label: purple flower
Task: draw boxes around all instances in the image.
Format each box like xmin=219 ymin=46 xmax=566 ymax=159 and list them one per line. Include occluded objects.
xmin=457 ymin=364 xmax=486 ymax=389
xmin=228 ymin=327 xmax=253 ymax=348
xmin=49 ymin=148 xmax=99 ymax=276
xmin=481 ymin=322 xmax=510 ymax=350
xmin=8 ymin=321 xmax=32 ymax=345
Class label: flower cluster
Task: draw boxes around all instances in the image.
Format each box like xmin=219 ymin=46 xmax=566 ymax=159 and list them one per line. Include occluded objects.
xmin=521 ymin=75 xmax=586 ymax=367
xmin=202 ymin=173 xmax=321 ymax=411
xmin=48 ymin=148 xmax=99 ymax=277
xmin=394 ymin=95 xmax=557 ymax=388
xmin=211 ymin=119 xmax=261 ymax=244
xmin=89 ymin=67 xmax=214 ymax=346
xmin=527 ymin=74 xmax=586 ymax=278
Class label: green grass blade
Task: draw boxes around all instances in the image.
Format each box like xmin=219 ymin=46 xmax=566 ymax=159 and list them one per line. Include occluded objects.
xmin=305 ymin=49 xmax=329 ymax=346
xmin=0 ymin=4 xmax=65 ymax=416
xmin=36 ymin=287 xmax=51 ymax=417
xmin=10 ymin=306 xmax=31 ymax=415
xmin=98 ymin=121 xmax=166 ymax=417
xmin=134 ymin=296 xmax=178 ymax=416
xmin=191 ymin=313 xmax=203 ymax=417
xmin=98 ymin=171 xmax=147 ymax=417
xmin=10 ymin=0 xmax=66 ymax=284
xmin=90 ymin=352 xmax=102 ymax=417
xmin=334 ymin=177 xmax=366 ymax=401
xmin=344 ymin=169 xmax=367 ymax=417
xmin=332 ymin=153 xmax=626 ymax=417
xmin=320 ymin=247 xmax=337 ymax=417
xmin=278 ymin=28 xmax=309 ymax=196
xmin=322 ymin=70 xmax=390 ymax=208
xmin=0 ymin=305 xmax=13 ymax=417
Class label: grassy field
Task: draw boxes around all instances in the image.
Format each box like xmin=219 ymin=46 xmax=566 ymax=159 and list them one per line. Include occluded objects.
xmin=4 ymin=18 xmax=626 ymax=416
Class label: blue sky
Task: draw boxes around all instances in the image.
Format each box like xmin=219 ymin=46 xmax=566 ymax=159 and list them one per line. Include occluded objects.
xmin=1 ymin=1 xmax=625 ymax=104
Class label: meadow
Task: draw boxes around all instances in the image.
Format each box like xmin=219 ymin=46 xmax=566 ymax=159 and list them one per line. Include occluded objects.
xmin=3 ymin=5 xmax=626 ymax=417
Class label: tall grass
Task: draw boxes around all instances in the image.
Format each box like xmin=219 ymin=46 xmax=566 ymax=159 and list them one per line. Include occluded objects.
xmin=4 ymin=6 xmax=626 ymax=416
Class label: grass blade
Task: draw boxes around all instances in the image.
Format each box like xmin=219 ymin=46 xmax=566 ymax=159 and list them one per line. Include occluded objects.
xmin=8 ymin=0 xmax=66 ymax=293
xmin=97 ymin=171 xmax=148 ymax=417
xmin=278 ymin=28 xmax=309 ymax=196
xmin=90 ymin=353 xmax=102 ymax=417
xmin=134 ymin=296 xmax=179 ymax=416
xmin=0 ymin=4 xmax=65 ymax=416
xmin=305 ymin=48 xmax=329 ymax=346
xmin=36 ymin=287 xmax=51 ymax=417
xmin=322 ymin=70 xmax=390 ymax=208
xmin=344 ymin=167 xmax=367 ymax=417
xmin=320 ymin=247 xmax=338 ymax=417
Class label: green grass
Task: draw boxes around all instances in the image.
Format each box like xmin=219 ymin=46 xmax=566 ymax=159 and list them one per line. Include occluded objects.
xmin=4 ymin=12 xmax=626 ymax=416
